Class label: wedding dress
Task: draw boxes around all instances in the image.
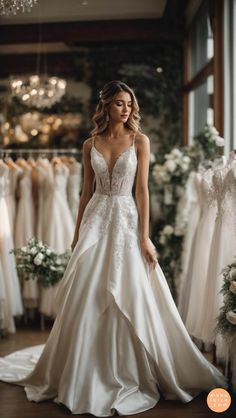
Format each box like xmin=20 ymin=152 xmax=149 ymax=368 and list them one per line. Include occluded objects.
xmin=67 ymin=160 xmax=82 ymax=222
xmin=0 ymin=137 xmax=227 ymax=416
xmin=40 ymin=161 xmax=74 ymax=318
xmin=15 ymin=164 xmax=39 ymax=309
xmin=177 ymin=172 xmax=202 ymax=321
xmin=0 ymin=164 xmax=23 ymax=331
xmin=185 ymin=168 xmax=217 ymax=338
xmin=5 ymin=164 xmax=23 ymax=237
xmin=200 ymin=162 xmax=236 ymax=355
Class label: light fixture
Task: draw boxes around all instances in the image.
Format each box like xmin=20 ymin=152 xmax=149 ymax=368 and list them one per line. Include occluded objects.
xmin=0 ymin=0 xmax=37 ymax=15
xmin=10 ymin=75 xmax=67 ymax=109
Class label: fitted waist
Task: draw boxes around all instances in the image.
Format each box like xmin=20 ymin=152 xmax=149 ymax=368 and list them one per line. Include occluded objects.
xmin=94 ymin=191 xmax=133 ymax=197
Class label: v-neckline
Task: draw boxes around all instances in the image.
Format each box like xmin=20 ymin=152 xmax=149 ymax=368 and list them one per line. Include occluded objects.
xmin=92 ymin=141 xmax=135 ymax=180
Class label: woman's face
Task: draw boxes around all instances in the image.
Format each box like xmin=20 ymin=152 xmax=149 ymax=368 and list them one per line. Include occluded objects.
xmin=108 ymin=91 xmax=132 ymax=124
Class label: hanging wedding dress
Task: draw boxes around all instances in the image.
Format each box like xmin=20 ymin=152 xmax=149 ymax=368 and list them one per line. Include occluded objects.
xmin=67 ymin=160 xmax=82 ymax=222
xmin=39 ymin=161 xmax=74 ymax=318
xmin=177 ymin=172 xmax=202 ymax=321
xmin=5 ymin=164 xmax=23 ymax=237
xmin=185 ymin=168 xmax=217 ymax=338
xmin=15 ymin=164 xmax=39 ymax=309
xmin=200 ymin=161 xmax=236 ymax=357
xmin=0 ymin=138 xmax=227 ymax=416
xmin=0 ymin=163 xmax=23 ymax=332
xmin=35 ymin=158 xmax=51 ymax=241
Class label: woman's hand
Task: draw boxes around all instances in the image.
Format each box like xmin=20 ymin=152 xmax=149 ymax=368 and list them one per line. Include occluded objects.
xmin=71 ymin=236 xmax=78 ymax=252
xmin=140 ymin=239 xmax=158 ymax=270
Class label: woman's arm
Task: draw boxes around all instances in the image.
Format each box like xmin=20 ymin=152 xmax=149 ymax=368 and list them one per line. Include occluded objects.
xmin=135 ymin=133 xmax=158 ymax=269
xmin=71 ymin=138 xmax=95 ymax=250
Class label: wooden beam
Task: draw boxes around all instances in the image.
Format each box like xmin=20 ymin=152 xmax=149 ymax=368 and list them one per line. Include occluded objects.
xmin=0 ymin=19 xmax=183 ymax=45
xmin=182 ymin=59 xmax=214 ymax=93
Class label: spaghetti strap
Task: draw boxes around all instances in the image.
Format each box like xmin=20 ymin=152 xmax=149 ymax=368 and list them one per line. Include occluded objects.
xmin=92 ymin=136 xmax=95 ymax=147
xmin=132 ymin=133 xmax=136 ymax=146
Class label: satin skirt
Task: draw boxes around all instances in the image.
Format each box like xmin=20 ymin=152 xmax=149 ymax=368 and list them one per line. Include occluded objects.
xmin=0 ymin=194 xmax=228 ymax=416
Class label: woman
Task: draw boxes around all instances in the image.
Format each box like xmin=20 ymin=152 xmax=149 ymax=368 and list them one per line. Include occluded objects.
xmin=0 ymin=81 xmax=227 ymax=416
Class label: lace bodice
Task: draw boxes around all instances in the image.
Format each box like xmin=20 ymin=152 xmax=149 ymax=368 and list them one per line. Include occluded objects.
xmin=90 ymin=137 xmax=137 ymax=196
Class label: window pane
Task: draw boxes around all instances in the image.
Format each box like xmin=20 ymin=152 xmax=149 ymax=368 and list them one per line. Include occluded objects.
xmin=188 ymin=75 xmax=214 ymax=143
xmin=189 ymin=1 xmax=214 ymax=79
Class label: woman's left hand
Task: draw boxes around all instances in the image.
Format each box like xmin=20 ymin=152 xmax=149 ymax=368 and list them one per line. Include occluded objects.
xmin=140 ymin=239 xmax=158 ymax=270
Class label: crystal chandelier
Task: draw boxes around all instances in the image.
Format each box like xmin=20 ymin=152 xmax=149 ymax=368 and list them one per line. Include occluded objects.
xmin=10 ymin=75 xmax=67 ymax=109
xmin=0 ymin=0 xmax=37 ymax=15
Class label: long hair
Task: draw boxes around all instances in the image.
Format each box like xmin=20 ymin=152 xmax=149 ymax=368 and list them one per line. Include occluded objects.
xmin=91 ymin=80 xmax=141 ymax=137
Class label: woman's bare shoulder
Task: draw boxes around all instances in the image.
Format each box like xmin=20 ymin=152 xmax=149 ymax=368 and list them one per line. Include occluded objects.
xmin=135 ymin=131 xmax=150 ymax=149
xmin=82 ymin=137 xmax=94 ymax=152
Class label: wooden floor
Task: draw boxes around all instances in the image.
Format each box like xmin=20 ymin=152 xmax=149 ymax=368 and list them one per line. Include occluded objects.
xmin=0 ymin=323 xmax=235 ymax=418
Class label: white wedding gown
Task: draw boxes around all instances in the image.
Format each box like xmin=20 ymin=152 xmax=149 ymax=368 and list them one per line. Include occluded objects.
xmin=0 ymin=138 xmax=227 ymax=416
xmin=15 ymin=165 xmax=39 ymax=309
xmin=185 ymin=168 xmax=217 ymax=338
xmin=40 ymin=162 xmax=74 ymax=318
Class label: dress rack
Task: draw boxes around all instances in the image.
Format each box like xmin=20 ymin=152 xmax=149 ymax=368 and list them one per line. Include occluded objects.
xmin=0 ymin=148 xmax=82 ymax=160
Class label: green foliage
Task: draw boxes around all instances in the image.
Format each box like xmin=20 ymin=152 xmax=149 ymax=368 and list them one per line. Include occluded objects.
xmin=215 ymin=262 xmax=236 ymax=338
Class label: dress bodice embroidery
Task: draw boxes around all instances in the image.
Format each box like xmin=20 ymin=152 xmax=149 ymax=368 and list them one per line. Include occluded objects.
xmin=90 ymin=135 xmax=137 ymax=196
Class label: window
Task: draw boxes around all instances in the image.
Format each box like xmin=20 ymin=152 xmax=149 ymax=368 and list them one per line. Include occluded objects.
xmin=183 ymin=0 xmax=223 ymax=146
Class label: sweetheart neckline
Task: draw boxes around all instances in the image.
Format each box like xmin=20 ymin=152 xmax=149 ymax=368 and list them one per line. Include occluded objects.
xmin=92 ymin=143 xmax=136 ymax=180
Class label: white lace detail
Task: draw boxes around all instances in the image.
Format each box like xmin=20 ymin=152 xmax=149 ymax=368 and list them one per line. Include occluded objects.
xmin=79 ymin=141 xmax=140 ymax=269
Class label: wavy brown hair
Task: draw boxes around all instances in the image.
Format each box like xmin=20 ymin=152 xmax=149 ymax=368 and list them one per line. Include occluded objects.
xmin=91 ymin=80 xmax=141 ymax=137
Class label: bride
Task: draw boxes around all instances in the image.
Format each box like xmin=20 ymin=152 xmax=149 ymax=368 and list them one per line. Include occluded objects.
xmin=0 ymin=80 xmax=227 ymax=416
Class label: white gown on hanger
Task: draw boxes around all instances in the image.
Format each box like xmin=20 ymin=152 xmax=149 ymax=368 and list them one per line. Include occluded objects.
xmin=185 ymin=168 xmax=217 ymax=338
xmin=15 ymin=165 xmax=39 ymax=309
xmin=200 ymin=163 xmax=236 ymax=355
xmin=0 ymin=165 xmax=23 ymax=331
xmin=67 ymin=160 xmax=82 ymax=222
xmin=40 ymin=162 xmax=74 ymax=318
xmin=177 ymin=172 xmax=202 ymax=321
xmin=0 ymin=138 xmax=227 ymax=416
xmin=5 ymin=165 xmax=23 ymax=237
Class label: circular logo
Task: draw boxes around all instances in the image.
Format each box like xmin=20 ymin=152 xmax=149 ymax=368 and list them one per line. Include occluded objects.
xmin=207 ymin=388 xmax=231 ymax=413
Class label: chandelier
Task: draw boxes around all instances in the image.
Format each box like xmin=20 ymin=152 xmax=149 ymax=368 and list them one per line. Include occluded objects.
xmin=0 ymin=0 xmax=37 ymax=15
xmin=10 ymin=75 xmax=67 ymax=109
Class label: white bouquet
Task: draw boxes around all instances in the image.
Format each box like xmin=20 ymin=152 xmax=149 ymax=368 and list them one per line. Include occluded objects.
xmin=11 ymin=238 xmax=71 ymax=287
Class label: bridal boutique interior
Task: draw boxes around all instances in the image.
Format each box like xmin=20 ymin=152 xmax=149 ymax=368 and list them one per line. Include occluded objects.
xmin=0 ymin=0 xmax=236 ymax=417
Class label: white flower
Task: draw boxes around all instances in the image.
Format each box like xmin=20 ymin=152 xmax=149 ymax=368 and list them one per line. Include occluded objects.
xmin=21 ymin=246 xmax=28 ymax=253
xmin=55 ymin=258 xmax=62 ymax=265
xmin=183 ymin=155 xmax=191 ymax=164
xmin=182 ymin=162 xmax=189 ymax=172
xmin=162 ymin=225 xmax=174 ymax=235
xmin=46 ymin=249 xmax=52 ymax=255
xmin=149 ymin=152 xmax=156 ymax=163
xmin=159 ymin=235 xmax=166 ymax=245
xmin=30 ymin=247 xmax=37 ymax=255
xmin=229 ymin=281 xmax=236 ymax=294
xmin=33 ymin=252 xmax=44 ymax=266
xmin=226 ymin=311 xmax=236 ymax=325
xmin=208 ymin=126 xmax=219 ymax=136
xmin=215 ymin=136 xmax=225 ymax=147
xmin=50 ymin=265 xmax=57 ymax=271
xmin=165 ymin=159 xmax=176 ymax=173
xmin=171 ymin=148 xmax=182 ymax=158
xmin=229 ymin=268 xmax=236 ymax=281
